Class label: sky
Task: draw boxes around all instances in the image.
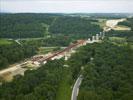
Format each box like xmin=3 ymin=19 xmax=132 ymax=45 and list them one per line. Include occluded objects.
xmin=0 ymin=0 xmax=133 ymax=13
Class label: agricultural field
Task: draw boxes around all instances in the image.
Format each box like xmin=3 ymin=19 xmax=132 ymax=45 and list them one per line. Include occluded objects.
xmin=0 ymin=39 xmax=13 ymax=45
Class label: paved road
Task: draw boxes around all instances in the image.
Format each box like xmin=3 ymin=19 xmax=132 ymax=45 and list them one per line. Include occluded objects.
xmin=15 ymin=40 xmax=22 ymax=45
xmin=71 ymin=75 xmax=83 ymax=100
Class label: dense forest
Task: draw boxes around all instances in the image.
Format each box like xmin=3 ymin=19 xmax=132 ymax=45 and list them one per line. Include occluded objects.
xmin=0 ymin=14 xmax=102 ymax=38
xmin=21 ymin=35 xmax=72 ymax=47
xmin=76 ymin=18 xmax=133 ymax=100
xmin=49 ymin=17 xmax=102 ymax=35
xmin=0 ymin=42 xmax=37 ymax=69
xmin=0 ymin=59 xmax=64 ymax=100
xmin=106 ymin=30 xmax=133 ymax=40
xmin=77 ymin=42 xmax=133 ymax=100
xmin=0 ymin=14 xmax=55 ymax=38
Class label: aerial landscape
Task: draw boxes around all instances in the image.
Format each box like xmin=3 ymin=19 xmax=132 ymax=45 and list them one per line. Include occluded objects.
xmin=0 ymin=0 xmax=133 ymax=100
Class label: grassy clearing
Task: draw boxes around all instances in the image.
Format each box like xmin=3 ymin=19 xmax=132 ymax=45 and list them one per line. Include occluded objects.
xmin=56 ymin=68 xmax=72 ymax=100
xmin=41 ymin=23 xmax=52 ymax=38
xmin=38 ymin=47 xmax=63 ymax=54
xmin=38 ymin=47 xmax=55 ymax=54
xmin=37 ymin=47 xmax=61 ymax=54
xmin=98 ymin=19 xmax=107 ymax=28
xmin=109 ymin=37 xmax=126 ymax=41
xmin=131 ymin=44 xmax=133 ymax=49
xmin=109 ymin=37 xmax=128 ymax=46
xmin=91 ymin=19 xmax=107 ymax=29
xmin=0 ymin=39 xmax=13 ymax=45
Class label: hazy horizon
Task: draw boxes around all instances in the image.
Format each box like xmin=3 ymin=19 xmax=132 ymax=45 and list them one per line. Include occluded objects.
xmin=0 ymin=0 xmax=133 ymax=13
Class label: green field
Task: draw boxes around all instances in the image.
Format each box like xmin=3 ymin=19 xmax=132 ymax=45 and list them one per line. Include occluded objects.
xmin=38 ymin=47 xmax=61 ymax=54
xmin=38 ymin=47 xmax=55 ymax=54
xmin=91 ymin=19 xmax=107 ymax=29
xmin=109 ymin=37 xmax=126 ymax=41
xmin=109 ymin=37 xmax=128 ymax=46
xmin=56 ymin=68 xmax=72 ymax=100
xmin=0 ymin=39 xmax=13 ymax=45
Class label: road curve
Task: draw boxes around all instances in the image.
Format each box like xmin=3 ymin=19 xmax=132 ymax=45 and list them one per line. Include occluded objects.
xmin=71 ymin=75 xmax=83 ymax=100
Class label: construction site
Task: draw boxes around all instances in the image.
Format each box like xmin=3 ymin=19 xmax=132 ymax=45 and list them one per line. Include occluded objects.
xmin=0 ymin=32 xmax=104 ymax=83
